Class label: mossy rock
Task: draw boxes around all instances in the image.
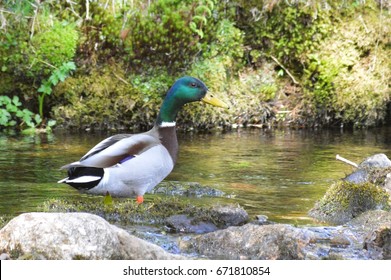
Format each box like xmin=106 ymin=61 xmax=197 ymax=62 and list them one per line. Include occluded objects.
xmin=40 ymin=196 xmax=247 ymax=228
xmin=309 ymin=181 xmax=391 ymax=225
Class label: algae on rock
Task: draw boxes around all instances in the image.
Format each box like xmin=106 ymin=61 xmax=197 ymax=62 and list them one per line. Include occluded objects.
xmin=40 ymin=195 xmax=247 ymax=229
xmin=309 ymin=181 xmax=390 ymax=225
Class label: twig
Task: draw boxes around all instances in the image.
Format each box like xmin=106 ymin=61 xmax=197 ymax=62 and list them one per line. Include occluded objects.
xmin=336 ymin=154 xmax=358 ymax=168
xmin=86 ymin=0 xmax=91 ymax=20
xmin=30 ymin=5 xmax=38 ymax=39
xmin=270 ymin=55 xmax=299 ymax=84
xmin=65 ymin=0 xmax=82 ymax=20
xmin=358 ymin=15 xmax=369 ymax=33
xmin=113 ymin=72 xmax=130 ymax=85
xmin=0 ymin=9 xmax=15 ymax=14
xmin=0 ymin=10 xmax=6 ymax=30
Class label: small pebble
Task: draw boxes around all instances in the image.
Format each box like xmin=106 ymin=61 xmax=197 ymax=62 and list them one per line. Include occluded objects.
xmin=255 ymin=215 xmax=269 ymax=224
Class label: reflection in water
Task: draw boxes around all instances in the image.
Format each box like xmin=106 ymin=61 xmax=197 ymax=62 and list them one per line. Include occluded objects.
xmin=1 ymin=127 xmax=391 ymax=225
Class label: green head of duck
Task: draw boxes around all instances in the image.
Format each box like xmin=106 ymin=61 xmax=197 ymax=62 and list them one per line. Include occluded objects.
xmin=156 ymin=76 xmax=228 ymax=125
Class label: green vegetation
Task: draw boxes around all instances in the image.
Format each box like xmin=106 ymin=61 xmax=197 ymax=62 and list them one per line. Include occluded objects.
xmin=0 ymin=0 xmax=390 ymax=131
xmin=41 ymin=196 xmax=240 ymax=227
xmin=38 ymin=61 xmax=76 ymax=121
xmin=0 ymin=96 xmax=41 ymax=131
xmin=309 ymin=181 xmax=390 ymax=225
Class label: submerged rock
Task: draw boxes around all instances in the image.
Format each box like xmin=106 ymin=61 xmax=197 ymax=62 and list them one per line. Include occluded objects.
xmin=165 ymin=205 xmax=248 ymax=234
xmin=0 ymin=212 xmax=184 ymax=260
xmin=180 ymin=210 xmax=391 ymax=260
xmin=308 ymin=181 xmax=390 ymax=225
xmin=179 ymin=223 xmax=313 ymax=260
xmin=152 ymin=181 xmax=228 ymax=198
xmin=209 ymin=205 xmax=249 ymax=227
xmin=254 ymin=215 xmax=270 ymax=225
xmin=166 ymin=215 xmax=218 ymax=234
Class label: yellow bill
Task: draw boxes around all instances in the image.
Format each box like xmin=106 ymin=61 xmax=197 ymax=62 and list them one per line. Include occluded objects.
xmin=201 ymin=92 xmax=229 ymax=109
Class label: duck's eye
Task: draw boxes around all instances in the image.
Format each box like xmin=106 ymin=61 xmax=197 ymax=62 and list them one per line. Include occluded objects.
xmin=190 ymin=82 xmax=197 ymax=87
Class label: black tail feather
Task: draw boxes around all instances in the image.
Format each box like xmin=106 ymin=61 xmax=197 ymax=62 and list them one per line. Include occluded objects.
xmin=66 ymin=167 xmax=104 ymax=190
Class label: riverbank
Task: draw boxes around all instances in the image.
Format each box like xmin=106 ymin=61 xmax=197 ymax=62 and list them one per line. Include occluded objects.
xmin=1 ymin=1 xmax=390 ymax=132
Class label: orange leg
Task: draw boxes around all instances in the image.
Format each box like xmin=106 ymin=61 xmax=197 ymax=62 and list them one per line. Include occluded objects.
xmin=136 ymin=195 xmax=144 ymax=204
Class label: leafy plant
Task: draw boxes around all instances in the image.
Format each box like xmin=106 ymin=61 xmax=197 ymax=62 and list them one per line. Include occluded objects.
xmin=0 ymin=95 xmax=40 ymax=129
xmin=123 ymin=0 xmax=218 ymax=72
xmin=37 ymin=61 xmax=76 ymax=120
xmin=189 ymin=0 xmax=215 ymax=39
xmin=27 ymin=18 xmax=78 ymax=77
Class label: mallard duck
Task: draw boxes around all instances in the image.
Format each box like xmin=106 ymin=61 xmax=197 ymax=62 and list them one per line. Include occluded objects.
xmin=58 ymin=76 xmax=228 ymax=203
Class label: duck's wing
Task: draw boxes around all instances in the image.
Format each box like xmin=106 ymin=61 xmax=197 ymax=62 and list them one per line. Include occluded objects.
xmin=61 ymin=133 xmax=161 ymax=169
xmin=80 ymin=134 xmax=132 ymax=161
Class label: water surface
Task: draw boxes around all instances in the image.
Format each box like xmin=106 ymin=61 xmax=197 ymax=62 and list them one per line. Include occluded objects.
xmin=1 ymin=127 xmax=391 ymax=225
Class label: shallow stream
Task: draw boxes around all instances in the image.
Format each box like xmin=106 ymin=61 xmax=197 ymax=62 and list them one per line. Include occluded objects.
xmin=1 ymin=127 xmax=391 ymax=225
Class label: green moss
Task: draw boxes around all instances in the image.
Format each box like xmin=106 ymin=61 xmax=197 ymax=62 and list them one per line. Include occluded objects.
xmin=51 ymin=59 xmax=279 ymax=130
xmin=1 ymin=0 xmax=390 ymax=129
xmin=369 ymin=167 xmax=391 ymax=186
xmin=234 ymin=1 xmax=332 ymax=69
xmin=309 ymin=181 xmax=391 ymax=225
xmin=28 ymin=19 xmax=78 ymax=77
xmin=41 ymin=196 xmax=181 ymax=225
xmin=51 ymin=65 xmax=157 ymax=130
xmin=300 ymin=3 xmax=391 ymax=126
xmin=123 ymin=0 xmax=219 ymax=72
xmin=39 ymin=196 xmax=239 ymax=227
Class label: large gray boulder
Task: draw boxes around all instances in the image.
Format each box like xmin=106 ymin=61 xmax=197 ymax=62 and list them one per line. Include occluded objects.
xmin=179 ymin=223 xmax=313 ymax=260
xmin=179 ymin=210 xmax=391 ymax=260
xmin=0 ymin=212 xmax=183 ymax=260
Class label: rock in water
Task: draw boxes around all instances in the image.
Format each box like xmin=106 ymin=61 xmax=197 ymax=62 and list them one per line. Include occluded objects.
xmin=209 ymin=205 xmax=249 ymax=227
xmin=179 ymin=223 xmax=313 ymax=260
xmin=165 ymin=205 xmax=248 ymax=234
xmin=358 ymin=154 xmax=391 ymax=169
xmin=309 ymin=181 xmax=390 ymax=225
xmin=364 ymin=226 xmax=391 ymax=259
xmin=344 ymin=153 xmax=391 ymax=184
xmin=0 ymin=212 xmax=183 ymax=260
xmin=165 ymin=214 xmax=218 ymax=234
xmin=179 ymin=210 xmax=391 ymax=260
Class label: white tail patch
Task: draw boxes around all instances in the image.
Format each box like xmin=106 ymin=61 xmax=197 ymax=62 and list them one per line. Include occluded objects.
xmin=59 ymin=176 xmax=102 ymax=184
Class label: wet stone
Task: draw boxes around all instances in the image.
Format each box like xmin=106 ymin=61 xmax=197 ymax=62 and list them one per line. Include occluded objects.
xmin=151 ymin=181 xmax=227 ymax=198
xmin=364 ymin=226 xmax=391 ymax=260
xmin=165 ymin=215 xmax=218 ymax=234
xmin=210 ymin=205 xmax=249 ymax=227
xmin=254 ymin=215 xmax=269 ymax=225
